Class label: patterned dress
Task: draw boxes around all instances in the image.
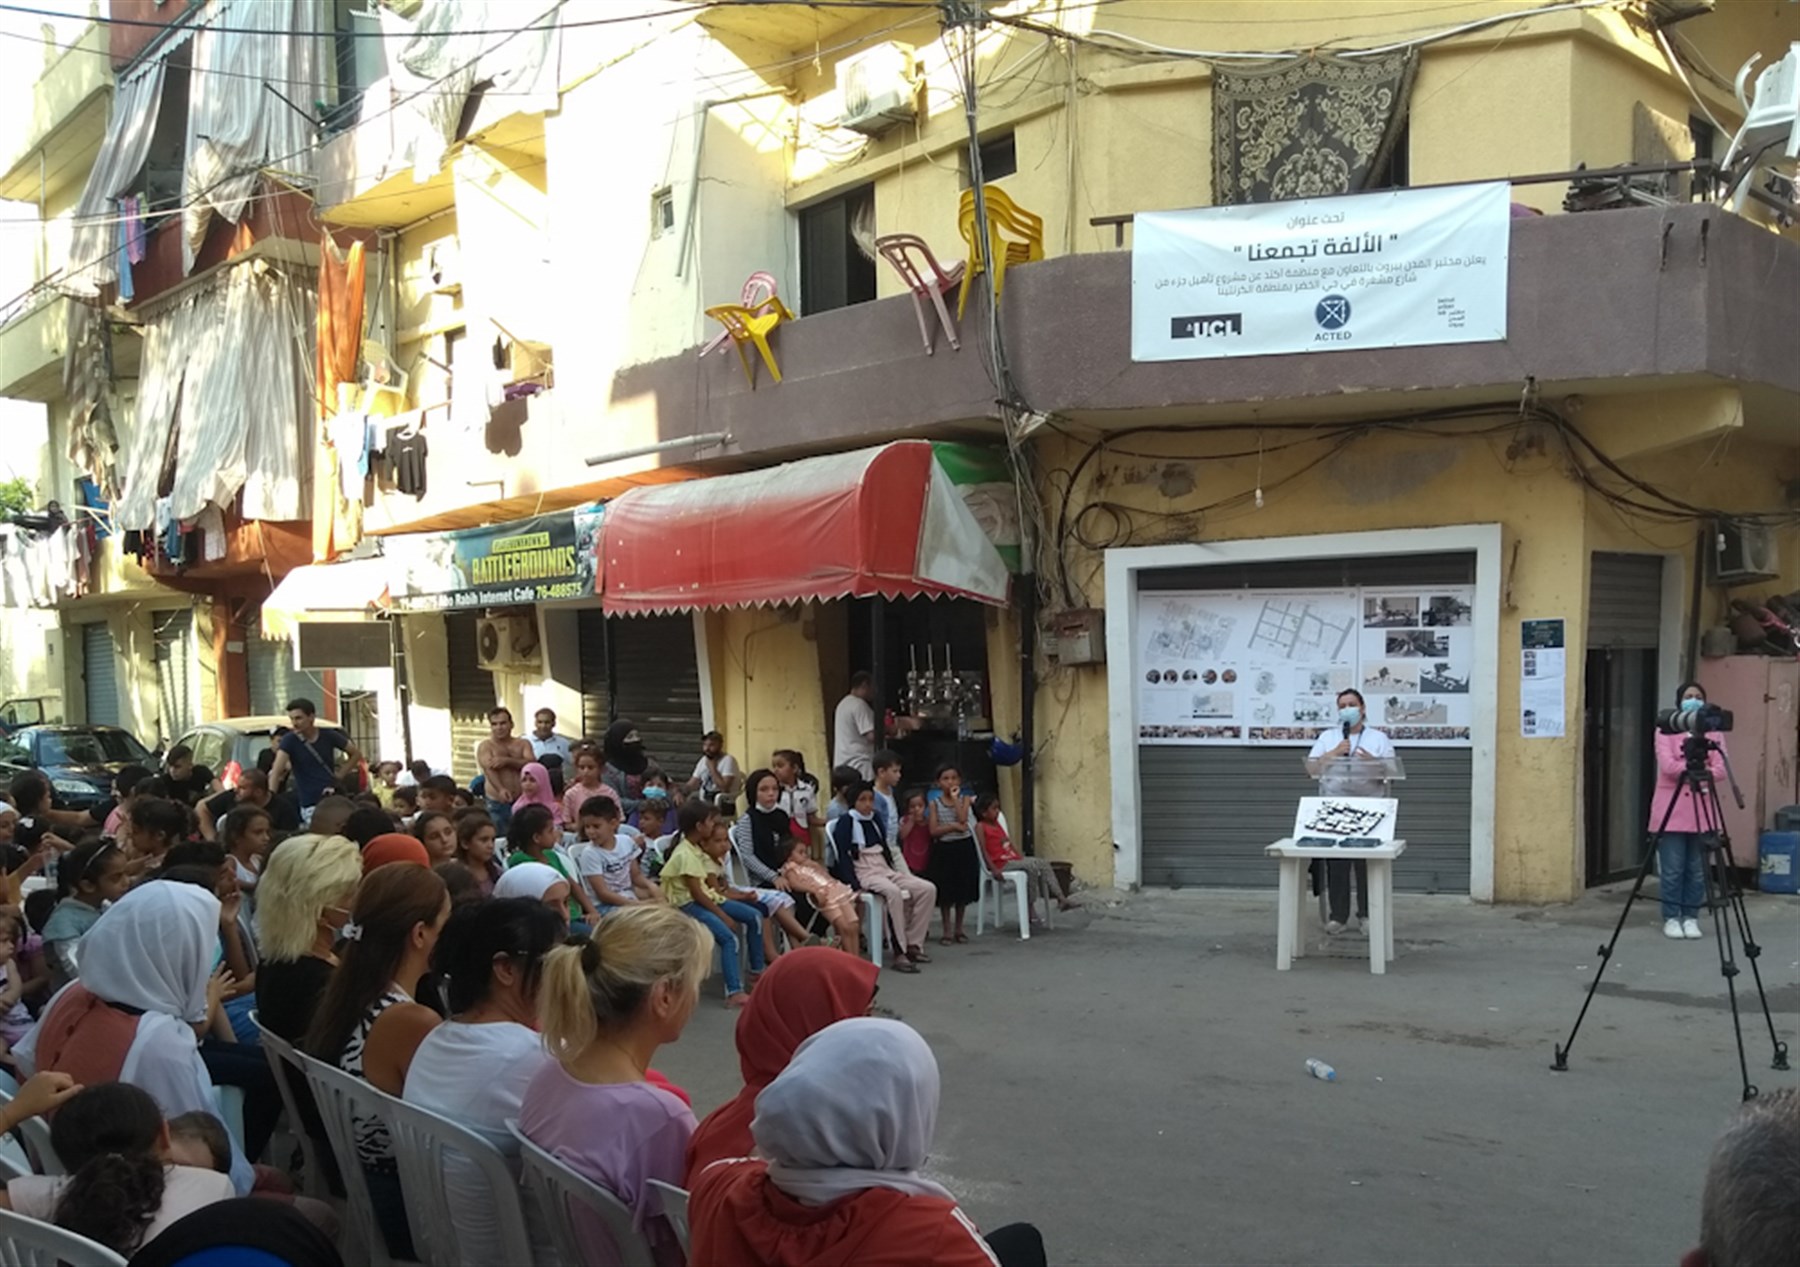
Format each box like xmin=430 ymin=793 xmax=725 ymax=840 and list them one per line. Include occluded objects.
xmin=340 ymin=986 xmax=410 ymax=1170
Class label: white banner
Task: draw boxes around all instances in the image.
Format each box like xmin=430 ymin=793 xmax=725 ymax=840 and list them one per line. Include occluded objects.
xmin=1131 ymin=182 xmax=1510 ymax=361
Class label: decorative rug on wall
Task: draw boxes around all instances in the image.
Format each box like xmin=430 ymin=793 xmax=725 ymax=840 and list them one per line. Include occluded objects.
xmin=1212 ymin=50 xmax=1419 ymax=205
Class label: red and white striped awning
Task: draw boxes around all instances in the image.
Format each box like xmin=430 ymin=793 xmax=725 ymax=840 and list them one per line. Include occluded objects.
xmin=599 ymin=442 xmax=1011 ymax=614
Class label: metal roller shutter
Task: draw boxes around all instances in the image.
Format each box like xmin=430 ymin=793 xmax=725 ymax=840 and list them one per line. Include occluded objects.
xmin=245 ymin=612 xmax=300 ymax=716
xmin=1140 ymin=748 xmax=1473 ymax=893
xmin=1587 ymin=553 xmax=1663 ymax=649
xmin=577 ymin=609 xmax=609 ymax=743
xmin=153 ymin=609 xmax=195 ymax=743
xmin=82 ymin=623 xmax=119 ymax=726
xmin=1138 ymin=552 xmax=1476 ymax=893
xmin=446 ymin=613 xmax=496 ymax=786
xmin=609 ymin=615 xmax=703 ymax=780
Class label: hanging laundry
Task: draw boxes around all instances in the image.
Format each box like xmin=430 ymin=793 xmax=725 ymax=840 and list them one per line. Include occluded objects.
xmin=197 ymin=504 xmax=227 ymax=562
xmin=329 ymin=410 xmax=371 ymax=502
xmin=123 ymin=194 xmax=146 ymax=264
xmin=384 ymin=418 xmax=428 ymax=498
xmin=115 ymin=204 xmax=135 ymax=302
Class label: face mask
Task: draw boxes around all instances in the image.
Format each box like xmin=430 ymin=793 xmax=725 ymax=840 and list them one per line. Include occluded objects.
xmin=1339 ymin=706 xmax=1362 ymax=727
xmin=1680 ymin=697 xmax=1704 ymax=714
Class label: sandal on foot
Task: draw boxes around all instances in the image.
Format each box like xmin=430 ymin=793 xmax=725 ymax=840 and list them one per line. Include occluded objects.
xmin=939 ymin=936 xmax=955 ymax=947
xmin=726 ymin=993 xmax=752 ymax=1009
xmin=889 ymin=957 xmax=920 ymax=974
xmin=907 ymin=946 xmax=932 ymax=963
xmin=954 ymin=932 xmax=970 ymax=943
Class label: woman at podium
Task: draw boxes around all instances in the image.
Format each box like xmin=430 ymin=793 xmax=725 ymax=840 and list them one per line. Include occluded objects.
xmin=1303 ymin=689 xmax=1396 ymax=935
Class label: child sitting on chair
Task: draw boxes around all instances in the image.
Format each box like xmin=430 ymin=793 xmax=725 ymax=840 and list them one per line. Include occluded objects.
xmin=777 ymin=837 xmax=862 ymax=956
xmin=975 ymin=794 xmax=1075 ymax=919
xmin=701 ymin=815 xmax=814 ymax=957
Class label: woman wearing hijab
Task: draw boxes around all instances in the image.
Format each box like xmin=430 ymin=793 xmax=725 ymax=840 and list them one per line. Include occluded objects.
xmin=601 ymin=720 xmax=651 ymax=818
xmin=15 ymin=883 xmax=257 ymax=1196
xmin=729 ymin=768 xmax=796 ymax=890
xmin=689 ymin=1017 xmax=1047 ymax=1267
xmin=685 ymin=947 xmax=878 ymax=1183
xmin=361 ymin=833 xmax=431 ymax=874
xmin=493 ymin=861 xmax=574 ymax=929
xmin=514 ymin=761 xmax=565 ymax=828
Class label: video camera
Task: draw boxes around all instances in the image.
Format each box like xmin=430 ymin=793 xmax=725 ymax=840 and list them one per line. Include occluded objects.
xmin=1656 ymin=704 xmax=1733 ymax=736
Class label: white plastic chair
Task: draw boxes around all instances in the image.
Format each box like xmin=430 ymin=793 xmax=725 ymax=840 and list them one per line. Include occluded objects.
xmin=507 ymin=1120 xmax=656 ymax=1267
xmin=297 ymin=1051 xmax=402 ymax=1267
xmin=0 ymin=1135 xmax=31 ymax=1181
xmin=0 ymin=1207 xmax=127 ymax=1266
xmin=646 ymin=1179 xmax=690 ymax=1257
xmin=250 ymin=1011 xmax=329 ymax=1200
xmin=0 ymin=1085 xmax=62 ymax=1177
xmin=385 ymin=1095 xmax=533 ymax=1267
xmin=976 ymin=867 xmax=1031 ymax=940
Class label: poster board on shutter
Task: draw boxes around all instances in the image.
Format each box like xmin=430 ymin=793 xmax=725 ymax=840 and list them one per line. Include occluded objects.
xmin=1137 ymin=586 xmax=1474 ymax=746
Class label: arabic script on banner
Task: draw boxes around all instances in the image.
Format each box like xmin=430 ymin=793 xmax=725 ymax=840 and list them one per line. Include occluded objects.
xmin=1130 ymin=182 xmax=1510 ymax=361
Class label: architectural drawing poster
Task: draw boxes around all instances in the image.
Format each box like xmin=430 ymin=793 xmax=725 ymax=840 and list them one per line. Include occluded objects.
xmin=1138 ymin=586 xmax=1475 ymax=746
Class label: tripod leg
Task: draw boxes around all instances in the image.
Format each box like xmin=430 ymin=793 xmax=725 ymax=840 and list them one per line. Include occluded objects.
xmin=1715 ymin=855 xmax=1792 ymax=1074
xmin=1699 ymin=839 xmax=1758 ymax=1101
xmin=1553 ymin=833 xmax=1659 ymax=1072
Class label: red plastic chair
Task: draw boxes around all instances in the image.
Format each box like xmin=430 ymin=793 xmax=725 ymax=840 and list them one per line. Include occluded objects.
xmin=876 ymin=233 xmax=965 ymax=355
xmin=699 ymin=271 xmax=783 ymax=358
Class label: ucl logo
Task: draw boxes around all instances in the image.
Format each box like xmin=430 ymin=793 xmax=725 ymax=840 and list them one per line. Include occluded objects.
xmin=1315 ymin=294 xmax=1353 ymax=330
xmin=1171 ymin=313 xmax=1243 ymax=339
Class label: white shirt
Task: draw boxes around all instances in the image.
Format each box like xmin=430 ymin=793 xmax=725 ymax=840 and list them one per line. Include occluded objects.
xmin=690 ymin=753 xmax=741 ymax=798
xmin=1306 ymin=725 xmax=1397 ymax=797
xmin=403 ymin=1020 xmax=553 ymax=1267
xmin=571 ymin=838 xmax=641 ymax=904
xmin=833 ymin=693 xmax=877 ymax=777
xmin=530 ymin=733 xmax=574 ymax=765
xmin=779 ymin=780 xmax=819 ymax=825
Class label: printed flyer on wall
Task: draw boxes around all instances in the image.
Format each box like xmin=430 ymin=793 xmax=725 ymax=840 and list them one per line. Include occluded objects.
xmin=1137 ymin=586 xmax=1475 ymax=746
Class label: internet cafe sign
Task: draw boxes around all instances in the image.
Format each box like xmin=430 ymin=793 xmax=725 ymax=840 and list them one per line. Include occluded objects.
xmin=1130 ymin=181 xmax=1509 ymax=361
xmin=386 ymin=503 xmax=603 ymax=611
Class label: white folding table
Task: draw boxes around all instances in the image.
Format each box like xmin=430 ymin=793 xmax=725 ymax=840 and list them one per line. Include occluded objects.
xmin=1265 ymin=838 xmax=1406 ymax=975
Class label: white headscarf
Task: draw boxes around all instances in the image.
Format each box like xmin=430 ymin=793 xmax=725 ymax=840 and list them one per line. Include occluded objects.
xmin=77 ymin=880 xmax=220 ymax=1025
xmin=752 ymin=1017 xmax=956 ymax=1206
xmin=493 ymin=862 xmax=567 ymax=902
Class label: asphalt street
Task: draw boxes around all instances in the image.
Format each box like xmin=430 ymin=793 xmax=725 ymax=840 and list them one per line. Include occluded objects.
xmin=653 ymin=883 xmax=1800 ymax=1266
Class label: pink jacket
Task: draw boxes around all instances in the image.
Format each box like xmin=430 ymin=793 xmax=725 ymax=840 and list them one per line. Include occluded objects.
xmin=1647 ymin=730 xmax=1728 ymax=834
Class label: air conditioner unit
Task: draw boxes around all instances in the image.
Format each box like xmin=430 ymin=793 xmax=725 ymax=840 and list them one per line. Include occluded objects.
xmin=476 ymin=615 xmax=541 ymax=670
xmin=837 ymin=43 xmax=917 ymax=136
xmin=1711 ymin=521 xmax=1781 ymax=585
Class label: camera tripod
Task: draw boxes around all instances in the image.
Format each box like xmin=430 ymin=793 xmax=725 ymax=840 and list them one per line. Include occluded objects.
xmin=1551 ymin=735 xmax=1789 ymax=1101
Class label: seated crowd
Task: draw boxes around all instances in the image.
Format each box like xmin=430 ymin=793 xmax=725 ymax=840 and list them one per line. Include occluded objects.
xmin=0 ymin=708 xmax=1066 ymax=1265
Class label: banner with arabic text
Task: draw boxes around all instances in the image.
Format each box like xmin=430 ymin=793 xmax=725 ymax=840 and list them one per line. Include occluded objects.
xmin=1130 ymin=182 xmax=1509 ymax=361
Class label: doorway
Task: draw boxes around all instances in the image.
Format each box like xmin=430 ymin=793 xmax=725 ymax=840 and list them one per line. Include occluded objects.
xmin=1583 ymin=648 xmax=1658 ymax=884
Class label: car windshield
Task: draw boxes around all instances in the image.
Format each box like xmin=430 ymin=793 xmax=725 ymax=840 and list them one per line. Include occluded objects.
xmin=35 ymin=730 xmax=152 ymax=766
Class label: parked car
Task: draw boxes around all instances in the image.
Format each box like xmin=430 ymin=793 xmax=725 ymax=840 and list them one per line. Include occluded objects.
xmin=172 ymin=714 xmax=362 ymax=791
xmin=0 ymin=697 xmax=59 ymax=737
xmin=0 ymin=725 xmax=155 ymax=810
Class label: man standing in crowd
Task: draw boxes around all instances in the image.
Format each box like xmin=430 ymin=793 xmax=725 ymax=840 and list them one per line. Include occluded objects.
xmin=478 ymin=706 xmax=534 ymax=830
xmin=269 ymin=697 xmax=360 ymax=827
xmin=685 ymin=730 xmax=742 ymax=808
xmin=833 ymin=670 xmax=879 ymax=779
xmin=529 ymin=707 xmax=573 ymax=767
xmin=152 ymin=744 xmax=217 ymax=806
xmin=196 ymin=768 xmax=298 ymax=839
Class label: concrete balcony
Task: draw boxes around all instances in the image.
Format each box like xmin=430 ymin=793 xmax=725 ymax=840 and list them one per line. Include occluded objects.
xmin=0 ymin=22 xmax=111 ymax=205
xmin=363 ymin=203 xmax=1799 ymax=536
xmin=315 ymin=93 xmax=547 ymax=229
xmin=0 ymin=296 xmax=68 ymax=402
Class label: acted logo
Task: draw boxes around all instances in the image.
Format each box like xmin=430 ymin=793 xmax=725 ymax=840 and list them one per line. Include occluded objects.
xmin=1314 ymin=293 xmax=1353 ymax=343
xmin=1171 ymin=313 xmax=1242 ymax=339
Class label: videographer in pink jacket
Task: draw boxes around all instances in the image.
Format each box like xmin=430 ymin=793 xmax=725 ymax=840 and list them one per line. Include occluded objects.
xmin=1648 ymin=682 xmax=1729 ymax=942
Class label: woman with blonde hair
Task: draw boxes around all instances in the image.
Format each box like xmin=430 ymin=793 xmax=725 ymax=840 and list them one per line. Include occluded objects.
xmin=518 ymin=903 xmax=711 ymax=1266
xmin=252 ymin=835 xmax=363 ymax=1045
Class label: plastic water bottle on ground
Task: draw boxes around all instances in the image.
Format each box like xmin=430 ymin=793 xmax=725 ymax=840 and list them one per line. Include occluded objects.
xmin=1305 ymin=1058 xmax=1336 ymax=1081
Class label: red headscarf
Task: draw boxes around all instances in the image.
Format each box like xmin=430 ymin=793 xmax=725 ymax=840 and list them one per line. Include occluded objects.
xmin=362 ymin=834 xmax=430 ymax=875
xmin=684 ymin=947 xmax=879 ymax=1183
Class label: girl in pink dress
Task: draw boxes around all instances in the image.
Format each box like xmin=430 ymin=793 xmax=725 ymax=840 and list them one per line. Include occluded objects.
xmin=778 ymin=838 xmax=862 ymax=956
